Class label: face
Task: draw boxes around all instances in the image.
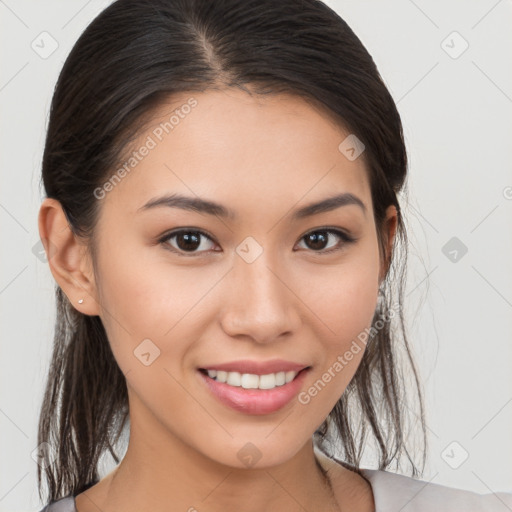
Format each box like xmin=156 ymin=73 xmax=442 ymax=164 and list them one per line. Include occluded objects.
xmin=78 ymin=88 xmax=394 ymax=468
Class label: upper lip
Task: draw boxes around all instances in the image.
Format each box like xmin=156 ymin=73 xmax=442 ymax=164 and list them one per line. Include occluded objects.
xmin=199 ymin=359 xmax=310 ymax=375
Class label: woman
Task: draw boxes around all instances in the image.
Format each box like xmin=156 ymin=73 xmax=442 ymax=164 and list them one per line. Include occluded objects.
xmin=36 ymin=0 xmax=512 ymax=511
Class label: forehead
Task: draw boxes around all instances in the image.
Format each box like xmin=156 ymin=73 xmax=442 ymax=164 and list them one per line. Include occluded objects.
xmin=101 ymin=88 xmax=372 ymax=221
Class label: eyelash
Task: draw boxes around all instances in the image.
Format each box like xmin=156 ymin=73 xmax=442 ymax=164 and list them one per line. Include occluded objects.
xmin=157 ymin=227 xmax=357 ymax=257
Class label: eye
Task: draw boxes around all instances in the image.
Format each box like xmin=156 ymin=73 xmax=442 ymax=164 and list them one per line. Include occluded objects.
xmin=158 ymin=227 xmax=357 ymax=257
xmin=296 ymin=228 xmax=357 ymax=254
xmin=159 ymin=229 xmax=218 ymax=256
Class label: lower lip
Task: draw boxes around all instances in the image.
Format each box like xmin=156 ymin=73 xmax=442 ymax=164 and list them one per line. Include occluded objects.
xmin=197 ymin=368 xmax=310 ymax=415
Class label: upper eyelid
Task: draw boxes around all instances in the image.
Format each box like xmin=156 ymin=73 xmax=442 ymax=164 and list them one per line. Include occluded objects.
xmin=161 ymin=227 xmax=349 ymax=241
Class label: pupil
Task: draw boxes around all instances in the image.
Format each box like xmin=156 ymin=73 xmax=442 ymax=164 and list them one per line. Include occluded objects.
xmin=307 ymin=232 xmax=327 ymax=250
xmin=178 ymin=232 xmax=200 ymax=251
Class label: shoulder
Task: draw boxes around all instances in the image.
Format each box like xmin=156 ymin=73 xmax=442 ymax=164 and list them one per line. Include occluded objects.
xmin=361 ymin=468 xmax=512 ymax=512
xmin=38 ymin=496 xmax=76 ymax=512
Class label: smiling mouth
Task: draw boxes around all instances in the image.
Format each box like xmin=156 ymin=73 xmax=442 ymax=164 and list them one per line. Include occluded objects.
xmin=198 ymin=367 xmax=310 ymax=391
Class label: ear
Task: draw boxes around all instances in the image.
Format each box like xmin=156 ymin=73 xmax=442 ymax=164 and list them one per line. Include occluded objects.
xmin=38 ymin=198 xmax=101 ymax=316
xmin=379 ymin=204 xmax=398 ymax=285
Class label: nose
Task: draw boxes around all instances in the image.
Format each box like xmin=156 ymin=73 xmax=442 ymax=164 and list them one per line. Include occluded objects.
xmin=219 ymin=253 xmax=302 ymax=344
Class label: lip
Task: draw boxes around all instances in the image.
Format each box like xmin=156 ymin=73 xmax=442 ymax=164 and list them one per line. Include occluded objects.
xmin=199 ymin=359 xmax=309 ymax=375
xmin=197 ymin=366 xmax=311 ymax=415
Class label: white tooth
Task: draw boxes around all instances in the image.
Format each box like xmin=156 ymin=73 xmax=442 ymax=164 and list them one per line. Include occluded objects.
xmin=216 ymin=370 xmax=228 ymax=383
xmin=241 ymin=373 xmax=259 ymax=389
xmin=285 ymin=371 xmax=296 ymax=383
xmin=275 ymin=371 xmax=286 ymax=386
xmin=226 ymin=371 xmax=241 ymax=386
xmin=259 ymin=373 xmax=277 ymax=389
xmin=209 ymin=369 xmax=299 ymax=388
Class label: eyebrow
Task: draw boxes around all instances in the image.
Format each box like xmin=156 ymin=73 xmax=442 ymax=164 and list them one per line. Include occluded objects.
xmin=137 ymin=192 xmax=367 ymax=220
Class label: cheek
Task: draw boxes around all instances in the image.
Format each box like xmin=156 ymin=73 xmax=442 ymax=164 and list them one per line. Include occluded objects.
xmin=295 ymin=274 xmax=379 ymax=418
xmin=94 ymin=242 xmax=221 ymax=373
xmin=96 ymin=235 xmax=193 ymax=330
xmin=297 ymin=244 xmax=380 ymax=393
xmin=299 ymin=243 xmax=380 ymax=343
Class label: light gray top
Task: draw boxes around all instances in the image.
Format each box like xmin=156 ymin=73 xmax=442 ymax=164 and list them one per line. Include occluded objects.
xmin=39 ymin=468 xmax=512 ymax=512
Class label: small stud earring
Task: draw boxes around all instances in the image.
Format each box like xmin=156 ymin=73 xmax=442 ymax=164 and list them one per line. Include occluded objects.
xmin=78 ymin=299 xmax=84 ymax=304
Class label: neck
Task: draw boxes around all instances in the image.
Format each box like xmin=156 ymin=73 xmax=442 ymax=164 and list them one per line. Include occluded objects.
xmin=94 ymin=428 xmax=338 ymax=512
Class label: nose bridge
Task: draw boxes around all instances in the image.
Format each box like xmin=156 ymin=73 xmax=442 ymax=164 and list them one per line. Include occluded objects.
xmin=220 ymin=246 xmax=300 ymax=342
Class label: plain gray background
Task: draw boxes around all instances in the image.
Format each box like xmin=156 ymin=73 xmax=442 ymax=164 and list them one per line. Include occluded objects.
xmin=1 ymin=0 xmax=511 ymax=510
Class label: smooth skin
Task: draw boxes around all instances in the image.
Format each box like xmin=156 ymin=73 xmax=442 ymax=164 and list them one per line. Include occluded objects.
xmin=39 ymin=87 xmax=397 ymax=512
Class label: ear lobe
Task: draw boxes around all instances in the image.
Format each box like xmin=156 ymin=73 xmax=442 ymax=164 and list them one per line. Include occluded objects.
xmin=38 ymin=198 xmax=100 ymax=316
